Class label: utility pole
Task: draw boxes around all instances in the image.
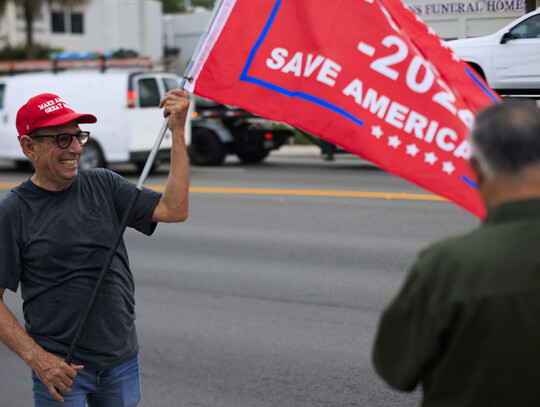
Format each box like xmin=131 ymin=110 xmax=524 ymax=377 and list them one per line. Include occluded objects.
xmin=525 ymin=0 xmax=537 ymax=13
xmin=138 ymin=0 xmax=145 ymax=56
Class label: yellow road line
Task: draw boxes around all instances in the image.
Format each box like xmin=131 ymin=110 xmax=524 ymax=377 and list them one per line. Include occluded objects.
xmin=0 ymin=182 xmax=20 ymax=190
xmin=155 ymin=186 xmax=447 ymax=201
xmin=0 ymin=182 xmax=446 ymax=202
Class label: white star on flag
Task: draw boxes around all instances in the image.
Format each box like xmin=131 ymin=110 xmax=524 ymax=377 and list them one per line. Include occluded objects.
xmin=425 ymin=152 xmax=438 ymax=165
xmin=406 ymin=143 xmax=420 ymax=157
xmin=371 ymin=126 xmax=383 ymax=139
xmin=442 ymin=161 xmax=456 ymax=174
xmin=388 ymin=135 xmax=401 ymax=149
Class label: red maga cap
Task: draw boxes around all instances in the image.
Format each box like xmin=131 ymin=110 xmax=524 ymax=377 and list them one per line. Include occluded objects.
xmin=16 ymin=93 xmax=97 ymax=138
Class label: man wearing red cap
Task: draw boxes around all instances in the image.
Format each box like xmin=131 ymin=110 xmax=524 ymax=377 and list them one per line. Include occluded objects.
xmin=0 ymin=89 xmax=190 ymax=406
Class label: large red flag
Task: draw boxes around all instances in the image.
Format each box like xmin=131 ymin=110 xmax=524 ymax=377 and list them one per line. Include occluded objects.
xmin=184 ymin=0 xmax=500 ymax=218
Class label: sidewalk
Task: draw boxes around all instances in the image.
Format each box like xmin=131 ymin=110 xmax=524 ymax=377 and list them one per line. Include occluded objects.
xmin=272 ymin=144 xmax=323 ymax=157
xmin=272 ymin=144 xmax=375 ymax=166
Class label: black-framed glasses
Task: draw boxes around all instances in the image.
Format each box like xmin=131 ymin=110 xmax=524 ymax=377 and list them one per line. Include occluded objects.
xmin=30 ymin=131 xmax=90 ymax=149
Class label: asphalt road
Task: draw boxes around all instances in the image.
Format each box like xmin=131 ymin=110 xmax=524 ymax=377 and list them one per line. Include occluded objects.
xmin=0 ymin=148 xmax=479 ymax=406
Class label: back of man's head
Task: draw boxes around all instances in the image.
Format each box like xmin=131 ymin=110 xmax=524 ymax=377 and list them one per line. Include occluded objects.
xmin=471 ymin=101 xmax=540 ymax=176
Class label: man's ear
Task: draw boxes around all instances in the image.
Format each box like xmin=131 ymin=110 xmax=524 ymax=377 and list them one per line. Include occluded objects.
xmin=19 ymin=136 xmax=38 ymax=161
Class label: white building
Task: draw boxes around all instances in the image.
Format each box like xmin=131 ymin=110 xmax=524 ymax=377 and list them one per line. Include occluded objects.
xmin=163 ymin=0 xmax=538 ymax=59
xmin=163 ymin=10 xmax=211 ymax=72
xmin=0 ymin=0 xmax=164 ymax=58
xmin=414 ymin=0 xmax=532 ymax=39
xmin=162 ymin=2 xmax=537 ymax=78
xmin=0 ymin=1 xmax=538 ymax=62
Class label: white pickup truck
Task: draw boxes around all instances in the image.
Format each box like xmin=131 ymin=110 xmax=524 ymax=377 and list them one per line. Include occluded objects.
xmin=447 ymin=8 xmax=540 ymax=96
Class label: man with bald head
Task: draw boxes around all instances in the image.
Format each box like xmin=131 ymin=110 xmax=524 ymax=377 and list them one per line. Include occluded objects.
xmin=373 ymin=101 xmax=540 ymax=406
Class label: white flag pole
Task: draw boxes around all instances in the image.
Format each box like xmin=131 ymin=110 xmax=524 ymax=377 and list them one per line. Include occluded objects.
xmin=137 ymin=0 xmax=228 ymax=189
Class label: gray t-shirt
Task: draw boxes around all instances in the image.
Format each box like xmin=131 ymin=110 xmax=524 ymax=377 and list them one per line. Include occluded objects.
xmin=0 ymin=169 xmax=161 ymax=370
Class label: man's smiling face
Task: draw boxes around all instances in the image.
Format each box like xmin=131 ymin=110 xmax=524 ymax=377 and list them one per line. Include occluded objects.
xmin=29 ymin=120 xmax=84 ymax=191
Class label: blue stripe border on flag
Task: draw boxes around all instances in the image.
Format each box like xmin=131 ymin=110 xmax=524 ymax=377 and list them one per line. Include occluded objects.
xmin=462 ymin=175 xmax=478 ymax=189
xmin=465 ymin=67 xmax=500 ymax=104
xmin=239 ymin=0 xmax=365 ymax=127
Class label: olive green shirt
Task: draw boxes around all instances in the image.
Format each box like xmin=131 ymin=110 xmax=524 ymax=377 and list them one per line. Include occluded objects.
xmin=373 ymin=198 xmax=540 ymax=406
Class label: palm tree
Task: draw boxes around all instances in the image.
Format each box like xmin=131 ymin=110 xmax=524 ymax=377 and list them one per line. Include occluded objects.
xmin=0 ymin=0 xmax=90 ymax=59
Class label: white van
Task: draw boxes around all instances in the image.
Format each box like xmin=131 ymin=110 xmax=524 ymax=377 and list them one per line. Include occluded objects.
xmin=0 ymin=70 xmax=191 ymax=170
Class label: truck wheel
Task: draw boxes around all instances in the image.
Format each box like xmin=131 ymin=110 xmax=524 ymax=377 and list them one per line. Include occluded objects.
xmin=188 ymin=128 xmax=226 ymax=166
xmin=135 ymin=160 xmax=160 ymax=174
xmin=15 ymin=160 xmax=33 ymax=171
xmin=80 ymin=140 xmax=105 ymax=169
xmin=468 ymin=63 xmax=486 ymax=80
xmin=237 ymin=151 xmax=269 ymax=164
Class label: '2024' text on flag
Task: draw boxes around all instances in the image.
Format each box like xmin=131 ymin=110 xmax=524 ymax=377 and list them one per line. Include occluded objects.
xmin=184 ymin=0 xmax=500 ymax=218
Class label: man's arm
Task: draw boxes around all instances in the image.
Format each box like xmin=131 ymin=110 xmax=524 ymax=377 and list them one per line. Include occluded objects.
xmin=372 ymin=298 xmax=423 ymax=391
xmin=152 ymin=89 xmax=190 ymax=223
xmin=0 ymin=287 xmax=83 ymax=402
xmin=372 ymin=263 xmax=437 ymax=392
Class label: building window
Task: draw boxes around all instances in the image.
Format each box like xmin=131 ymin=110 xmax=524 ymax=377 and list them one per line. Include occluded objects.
xmin=71 ymin=13 xmax=84 ymax=34
xmin=51 ymin=11 xmax=84 ymax=34
xmin=51 ymin=12 xmax=65 ymax=33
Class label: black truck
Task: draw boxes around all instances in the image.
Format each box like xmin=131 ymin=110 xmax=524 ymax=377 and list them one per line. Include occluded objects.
xmin=188 ymin=96 xmax=295 ymax=166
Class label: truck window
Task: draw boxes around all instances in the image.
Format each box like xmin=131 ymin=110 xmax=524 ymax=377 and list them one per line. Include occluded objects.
xmin=510 ymin=15 xmax=540 ymax=39
xmin=0 ymin=84 xmax=4 ymax=109
xmin=138 ymin=78 xmax=160 ymax=107
xmin=163 ymin=77 xmax=179 ymax=92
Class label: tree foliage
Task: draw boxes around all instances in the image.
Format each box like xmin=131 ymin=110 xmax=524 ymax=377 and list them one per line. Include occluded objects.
xmin=160 ymin=0 xmax=216 ymax=13
xmin=161 ymin=0 xmax=185 ymax=13
xmin=191 ymin=0 xmax=216 ymax=9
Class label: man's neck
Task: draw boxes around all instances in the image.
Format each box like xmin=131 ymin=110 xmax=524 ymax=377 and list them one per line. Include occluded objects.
xmin=482 ymin=166 xmax=540 ymax=209
xmin=30 ymin=173 xmax=74 ymax=191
